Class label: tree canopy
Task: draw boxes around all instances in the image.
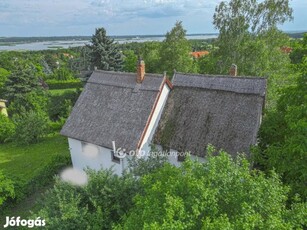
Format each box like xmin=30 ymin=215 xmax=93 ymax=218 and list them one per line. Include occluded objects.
xmin=160 ymin=21 xmax=196 ymax=77
xmin=212 ymin=0 xmax=293 ymax=76
xmin=87 ymin=27 xmax=123 ymax=71
xmin=34 ymin=148 xmax=307 ymax=229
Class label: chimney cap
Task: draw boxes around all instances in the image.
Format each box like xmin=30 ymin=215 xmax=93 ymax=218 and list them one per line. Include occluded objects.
xmin=229 ymin=64 xmax=237 ymax=76
xmin=136 ymin=58 xmax=145 ymax=83
xmin=137 ymin=57 xmax=145 ymax=64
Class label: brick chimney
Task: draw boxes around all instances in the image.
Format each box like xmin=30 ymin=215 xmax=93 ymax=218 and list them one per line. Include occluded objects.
xmin=229 ymin=64 xmax=237 ymax=76
xmin=136 ymin=58 xmax=145 ymax=83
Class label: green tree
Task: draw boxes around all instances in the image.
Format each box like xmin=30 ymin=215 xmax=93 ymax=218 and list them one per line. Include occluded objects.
xmin=13 ymin=110 xmax=49 ymax=145
xmin=0 ymin=114 xmax=15 ymax=143
xmin=87 ymin=27 xmax=123 ymax=71
xmin=119 ymin=147 xmax=307 ymax=229
xmin=0 ymin=68 xmax=10 ymax=94
xmin=254 ymin=60 xmax=307 ymax=200
xmin=290 ymin=33 xmax=307 ymax=64
xmin=160 ymin=21 xmax=196 ymax=77
xmin=212 ymin=0 xmax=293 ymax=75
xmin=4 ymin=62 xmax=40 ymax=103
xmin=123 ymin=50 xmax=138 ymax=72
xmin=140 ymin=42 xmax=162 ymax=74
xmin=212 ymin=0 xmax=294 ymax=108
xmin=52 ymin=67 xmax=74 ymax=81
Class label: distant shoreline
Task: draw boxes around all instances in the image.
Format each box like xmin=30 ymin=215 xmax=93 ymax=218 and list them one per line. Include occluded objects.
xmin=0 ymin=31 xmax=306 ymax=51
xmin=0 ymin=31 xmax=305 ymax=44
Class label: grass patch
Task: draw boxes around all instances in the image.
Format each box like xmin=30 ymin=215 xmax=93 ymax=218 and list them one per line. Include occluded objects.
xmin=0 ymin=134 xmax=70 ymax=182
xmin=0 ymin=134 xmax=71 ymax=221
xmin=49 ymin=88 xmax=78 ymax=96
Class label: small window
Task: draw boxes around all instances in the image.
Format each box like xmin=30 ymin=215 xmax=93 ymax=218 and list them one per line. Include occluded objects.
xmin=177 ymin=152 xmax=187 ymax=162
xmin=81 ymin=141 xmax=88 ymax=152
xmin=111 ymin=150 xmax=120 ymax=164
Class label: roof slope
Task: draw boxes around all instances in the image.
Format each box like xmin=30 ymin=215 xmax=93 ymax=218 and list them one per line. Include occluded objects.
xmin=61 ymin=70 xmax=165 ymax=151
xmin=154 ymin=73 xmax=267 ymax=157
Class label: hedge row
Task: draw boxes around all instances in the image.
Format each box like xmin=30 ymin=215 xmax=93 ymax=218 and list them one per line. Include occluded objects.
xmin=46 ymin=80 xmax=83 ymax=90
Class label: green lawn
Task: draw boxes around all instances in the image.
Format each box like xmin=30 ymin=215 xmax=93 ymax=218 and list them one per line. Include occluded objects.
xmin=0 ymin=134 xmax=70 ymax=182
xmin=48 ymin=88 xmax=77 ymax=96
xmin=0 ymin=134 xmax=71 ymax=222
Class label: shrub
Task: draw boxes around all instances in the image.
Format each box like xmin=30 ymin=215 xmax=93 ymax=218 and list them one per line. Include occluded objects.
xmin=119 ymin=148 xmax=307 ymax=229
xmin=48 ymin=89 xmax=81 ymax=121
xmin=13 ymin=110 xmax=49 ymax=145
xmin=0 ymin=114 xmax=15 ymax=143
xmin=0 ymin=171 xmax=15 ymax=207
xmin=34 ymin=169 xmax=139 ymax=230
xmin=8 ymin=90 xmax=50 ymax=117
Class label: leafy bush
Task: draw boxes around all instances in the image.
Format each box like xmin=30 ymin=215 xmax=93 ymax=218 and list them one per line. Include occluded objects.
xmin=119 ymin=147 xmax=307 ymax=229
xmin=34 ymin=170 xmax=139 ymax=230
xmin=0 ymin=114 xmax=15 ymax=143
xmin=49 ymin=118 xmax=67 ymax=132
xmin=48 ymin=89 xmax=81 ymax=121
xmin=0 ymin=171 xmax=15 ymax=207
xmin=8 ymin=90 xmax=50 ymax=117
xmin=13 ymin=110 xmax=49 ymax=145
xmin=254 ymin=71 xmax=307 ymax=200
xmin=52 ymin=68 xmax=74 ymax=81
xmin=33 ymin=148 xmax=307 ymax=229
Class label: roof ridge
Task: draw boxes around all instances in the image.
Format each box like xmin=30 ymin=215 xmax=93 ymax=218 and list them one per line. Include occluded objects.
xmin=174 ymin=72 xmax=267 ymax=80
xmin=93 ymin=70 xmax=163 ymax=78
xmin=175 ymin=85 xmax=265 ymax=96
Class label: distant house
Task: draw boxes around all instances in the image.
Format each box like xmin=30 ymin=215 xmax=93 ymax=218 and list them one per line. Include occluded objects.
xmin=61 ymin=61 xmax=266 ymax=175
xmin=190 ymin=51 xmax=210 ymax=58
xmin=0 ymin=99 xmax=8 ymax=117
xmin=280 ymin=46 xmax=293 ymax=54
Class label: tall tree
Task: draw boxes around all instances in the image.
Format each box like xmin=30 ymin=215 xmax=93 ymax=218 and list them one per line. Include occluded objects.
xmin=160 ymin=21 xmax=196 ymax=77
xmin=87 ymin=27 xmax=123 ymax=71
xmin=254 ymin=57 xmax=307 ymax=200
xmin=211 ymin=0 xmax=294 ymax=108
xmin=212 ymin=0 xmax=293 ymax=75
xmin=4 ymin=62 xmax=40 ymax=103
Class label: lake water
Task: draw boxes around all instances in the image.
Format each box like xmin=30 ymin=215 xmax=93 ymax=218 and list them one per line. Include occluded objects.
xmin=0 ymin=34 xmax=217 ymax=51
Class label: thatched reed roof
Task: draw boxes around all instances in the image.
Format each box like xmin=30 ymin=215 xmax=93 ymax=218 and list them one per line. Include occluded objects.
xmin=154 ymin=73 xmax=267 ymax=157
xmin=61 ymin=70 xmax=165 ymax=152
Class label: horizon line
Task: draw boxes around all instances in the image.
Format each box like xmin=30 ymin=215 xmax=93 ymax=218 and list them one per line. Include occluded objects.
xmin=1 ymin=30 xmax=306 ymax=39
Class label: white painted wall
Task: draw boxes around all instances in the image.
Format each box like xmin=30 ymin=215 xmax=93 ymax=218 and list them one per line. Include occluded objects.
xmin=68 ymin=138 xmax=129 ymax=175
xmin=139 ymin=84 xmax=171 ymax=154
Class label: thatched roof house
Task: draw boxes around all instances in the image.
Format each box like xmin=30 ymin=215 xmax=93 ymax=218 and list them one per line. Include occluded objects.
xmin=61 ymin=66 xmax=172 ymax=153
xmin=154 ymin=73 xmax=267 ymax=157
xmin=61 ymin=61 xmax=266 ymax=174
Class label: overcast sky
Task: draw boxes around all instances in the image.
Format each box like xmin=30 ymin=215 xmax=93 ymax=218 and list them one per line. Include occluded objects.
xmin=0 ymin=0 xmax=306 ymax=37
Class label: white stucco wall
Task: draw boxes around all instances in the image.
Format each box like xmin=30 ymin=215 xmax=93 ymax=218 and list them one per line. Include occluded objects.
xmin=68 ymin=138 xmax=129 ymax=175
xmin=139 ymin=84 xmax=171 ymax=154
